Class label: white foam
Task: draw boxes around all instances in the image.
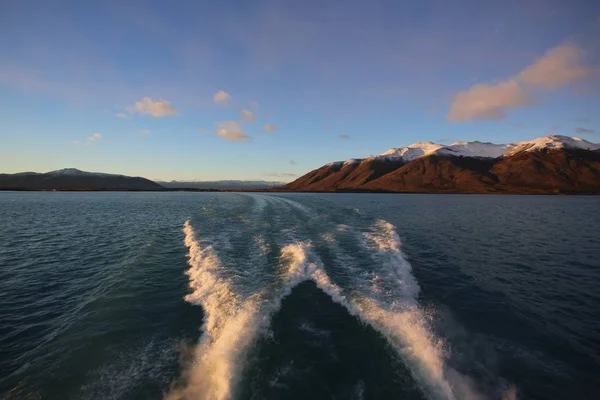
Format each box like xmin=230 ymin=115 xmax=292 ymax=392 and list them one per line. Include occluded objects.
xmin=276 ymin=234 xmax=477 ymax=399
xmin=173 ymin=212 xmax=488 ymax=400
xmin=253 ymin=235 xmax=270 ymax=256
xmin=267 ymin=195 xmax=315 ymax=217
xmin=337 ymin=224 xmax=351 ymax=232
xmin=279 ymin=242 xmax=352 ymax=308
xmin=326 ymin=220 xmax=483 ymax=399
xmin=362 ymin=220 xmax=420 ymax=300
xmin=167 ymin=220 xmax=263 ymax=400
xmin=250 ymin=194 xmax=268 ymax=217
xmin=171 ymin=221 xmax=345 ymax=400
xmin=320 ymin=232 xmax=336 ymax=244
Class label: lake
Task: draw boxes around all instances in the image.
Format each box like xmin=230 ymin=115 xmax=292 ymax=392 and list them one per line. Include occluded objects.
xmin=1 ymin=192 xmax=599 ymax=400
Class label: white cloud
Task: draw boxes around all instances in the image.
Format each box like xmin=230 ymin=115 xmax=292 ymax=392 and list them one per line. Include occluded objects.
xmin=240 ymin=109 xmax=255 ymax=122
xmin=215 ymin=121 xmax=250 ymax=142
xmin=127 ymin=97 xmax=179 ymax=117
xmin=266 ymin=172 xmax=298 ymax=178
xmin=518 ymin=43 xmax=593 ymax=89
xmin=115 ymin=113 xmax=129 ymax=118
xmin=141 ymin=129 xmax=150 ymax=135
xmin=448 ymin=80 xmax=532 ymax=122
xmin=448 ymin=43 xmax=594 ymax=122
xmin=73 ymin=132 xmax=102 ymax=146
xmin=263 ymin=123 xmax=277 ymax=133
xmin=88 ymin=132 xmax=102 ymax=141
xmin=339 ymin=133 xmax=351 ymax=139
xmin=214 ymin=90 xmax=231 ymax=105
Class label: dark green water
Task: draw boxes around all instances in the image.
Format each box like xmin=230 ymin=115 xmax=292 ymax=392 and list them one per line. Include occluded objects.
xmin=0 ymin=192 xmax=598 ymax=400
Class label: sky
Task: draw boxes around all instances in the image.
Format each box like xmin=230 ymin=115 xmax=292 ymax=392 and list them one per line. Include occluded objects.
xmin=1 ymin=0 xmax=599 ymax=181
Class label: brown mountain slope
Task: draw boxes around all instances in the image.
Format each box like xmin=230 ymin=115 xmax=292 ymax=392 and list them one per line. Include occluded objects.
xmin=283 ymin=162 xmax=354 ymax=191
xmin=491 ymin=148 xmax=600 ymax=193
xmin=362 ymin=155 xmax=498 ymax=193
xmin=0 ymin=169 xmax=163 ymax=190
xmin=282 ymin=149 xmax=600 ymax=194
xmin=284 ymin=159 xmax=405 ymax=191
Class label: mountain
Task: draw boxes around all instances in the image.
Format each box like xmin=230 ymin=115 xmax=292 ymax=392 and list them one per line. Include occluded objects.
xmin=283 ymin=135 xmax=600 ymax=194
xmin=0 ymin=169 xmax=163 ymax=190
xmin=157 ymin=180 xmax=286 ymax=190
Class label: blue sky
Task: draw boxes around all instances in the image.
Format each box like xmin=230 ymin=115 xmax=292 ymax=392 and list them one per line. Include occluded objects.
xmin=1 ymin=0 xmax=599 ymax=181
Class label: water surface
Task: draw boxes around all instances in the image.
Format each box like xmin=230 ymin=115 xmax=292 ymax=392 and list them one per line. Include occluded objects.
xmin=0 ymin=192 xmax=598 ymax=400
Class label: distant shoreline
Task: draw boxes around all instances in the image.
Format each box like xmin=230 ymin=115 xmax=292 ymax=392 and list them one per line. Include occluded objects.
xmin=1 ymin=188 xmax=599 ymax=195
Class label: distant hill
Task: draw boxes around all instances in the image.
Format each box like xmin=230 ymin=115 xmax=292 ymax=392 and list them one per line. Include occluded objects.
xmin=282 ymin=135 xmax=600 ymax=194
xmin=0 ymin=168 xmax=163 ymax=190
xmin=157 ymin=180 xmax=285 ymax=190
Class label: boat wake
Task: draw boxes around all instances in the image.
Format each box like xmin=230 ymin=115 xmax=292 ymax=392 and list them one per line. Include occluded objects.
xmin=167 ymin=195 xmax=509 ymax=400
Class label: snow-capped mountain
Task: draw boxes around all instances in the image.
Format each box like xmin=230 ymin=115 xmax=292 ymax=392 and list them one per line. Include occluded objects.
xmin=505 ymin=135 xmax=600 ymax=156
xmin=370 ymin=135 xmax=599 ymax=163
xmin=374 ymin=142 xmax=445 ymax=162
xmin=283 ymin=135 xmax=600 ymax=194
xmin=325 ymin=135 xmax=599 ymax=167
xmin=437 ymin=141 xmax=513 ymax=158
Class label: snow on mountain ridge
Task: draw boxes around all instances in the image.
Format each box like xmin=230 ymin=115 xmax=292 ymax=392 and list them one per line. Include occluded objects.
xmin=439 ymin=141 xmax=514 ymax=158
xmin=48 ymin=168 xmax=85 ymax=175
xmin=343 ymin=159 xmax=361 ymax=167
xmin=327 ymin=135 xmax=599 ymax=166
xmin=375 ymin=142 xmax=444 ymax=162
xmin=376 ymin=135 xmax=599 ymax=161
xmin=47 ymin=168 xmax=128 ymax=178
xmin=506 ymin=135 xmax=600 ymax=155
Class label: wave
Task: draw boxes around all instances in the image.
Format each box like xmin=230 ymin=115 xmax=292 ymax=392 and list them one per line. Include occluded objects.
xmin=166 ymin=220 xmax=262 ymax=400
xmin=270 ymin=214 xmax=480 ymax=398
xmin=256 ymin=196 xmax=482 ymax=399
xmin=170 ymin=219 xmax=346 ymax=400
xmin=170 ymin=196 xmax=500 ymax=400
xmin=81 ymin=338 xmax=176 ymax=400
xmin=279 ymin=242 xmax=350 ymax=307
xmin=334 ymin=219 xmax=482 ymax=399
